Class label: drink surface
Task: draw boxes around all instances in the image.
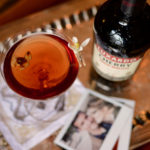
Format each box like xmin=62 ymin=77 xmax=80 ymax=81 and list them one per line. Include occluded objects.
xmin=3 ymin=34 xmax=79 ymax=99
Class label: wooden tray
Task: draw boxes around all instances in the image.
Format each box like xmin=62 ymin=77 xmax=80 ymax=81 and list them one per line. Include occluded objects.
xmin=0 ymin=0 xmax=150 ymax=149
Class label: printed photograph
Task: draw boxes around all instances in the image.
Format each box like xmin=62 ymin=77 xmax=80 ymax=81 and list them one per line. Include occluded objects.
xmin=55 ymin=92 xmax=121 ymax=150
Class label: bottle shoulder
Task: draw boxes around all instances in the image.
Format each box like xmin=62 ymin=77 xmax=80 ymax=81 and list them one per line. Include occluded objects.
xmin=94 ymin=0 xmax=150 ymax=58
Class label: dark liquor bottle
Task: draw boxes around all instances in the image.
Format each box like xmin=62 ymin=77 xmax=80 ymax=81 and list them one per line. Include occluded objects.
xmin=91 ymin=0 xmax=150 ymax=93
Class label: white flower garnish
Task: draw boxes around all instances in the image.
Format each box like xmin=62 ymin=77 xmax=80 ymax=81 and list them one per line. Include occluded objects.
xmin=68 ymin=36 xmax=90 ymax=67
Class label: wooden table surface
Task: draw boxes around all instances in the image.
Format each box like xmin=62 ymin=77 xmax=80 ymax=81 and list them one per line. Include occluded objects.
xmin=0 ymin=0 xmax=150 ymax=149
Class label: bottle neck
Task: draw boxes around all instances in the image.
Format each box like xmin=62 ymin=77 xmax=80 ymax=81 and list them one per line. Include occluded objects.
xmin=121 ymin=0 xmax=146 ymax=17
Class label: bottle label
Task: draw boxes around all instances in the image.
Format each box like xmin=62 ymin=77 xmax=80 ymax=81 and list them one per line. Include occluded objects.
xmin=93 ymin=43 xmax=142 ymax=81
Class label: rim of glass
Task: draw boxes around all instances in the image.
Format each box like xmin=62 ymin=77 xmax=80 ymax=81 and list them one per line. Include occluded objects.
xmin=0 ymin=28 xmax=75 ymax=78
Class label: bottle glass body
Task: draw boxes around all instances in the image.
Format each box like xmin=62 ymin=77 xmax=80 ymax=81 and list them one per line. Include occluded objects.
xmin=91 ymin=0 xmax=150 ymax=92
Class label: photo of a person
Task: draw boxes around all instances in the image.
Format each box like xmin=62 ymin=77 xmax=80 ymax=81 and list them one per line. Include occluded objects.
xmin=55 ymin=90 xmax=133 ymax=150
xmin=61 ymin=95 xmax=120 ymax=150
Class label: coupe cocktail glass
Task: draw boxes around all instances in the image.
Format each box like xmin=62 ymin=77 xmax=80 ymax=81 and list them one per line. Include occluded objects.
xmin=0 ymin=29 xmax=80 ymax=122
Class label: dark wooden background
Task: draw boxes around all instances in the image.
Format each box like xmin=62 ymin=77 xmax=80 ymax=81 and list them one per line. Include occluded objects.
xmin=0 ymin=0 xmax=68 ymax=26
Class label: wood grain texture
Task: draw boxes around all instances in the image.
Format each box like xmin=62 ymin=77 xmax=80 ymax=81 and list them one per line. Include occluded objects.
xmin=0 ymin=0 xmax=104 ymax=41
xmin=0 ymin=0 xmax=68 ymax=26
xmin=131 ymin=122 xmax=150 ymax=149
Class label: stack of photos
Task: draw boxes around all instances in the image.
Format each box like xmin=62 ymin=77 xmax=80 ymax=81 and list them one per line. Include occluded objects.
xmin=55 ymin=89 xmax=135 ymax=150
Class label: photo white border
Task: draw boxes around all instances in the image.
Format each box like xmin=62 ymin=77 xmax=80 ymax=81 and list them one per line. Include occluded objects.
xmin=112 ymin=97 xmax=135 ymax=150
